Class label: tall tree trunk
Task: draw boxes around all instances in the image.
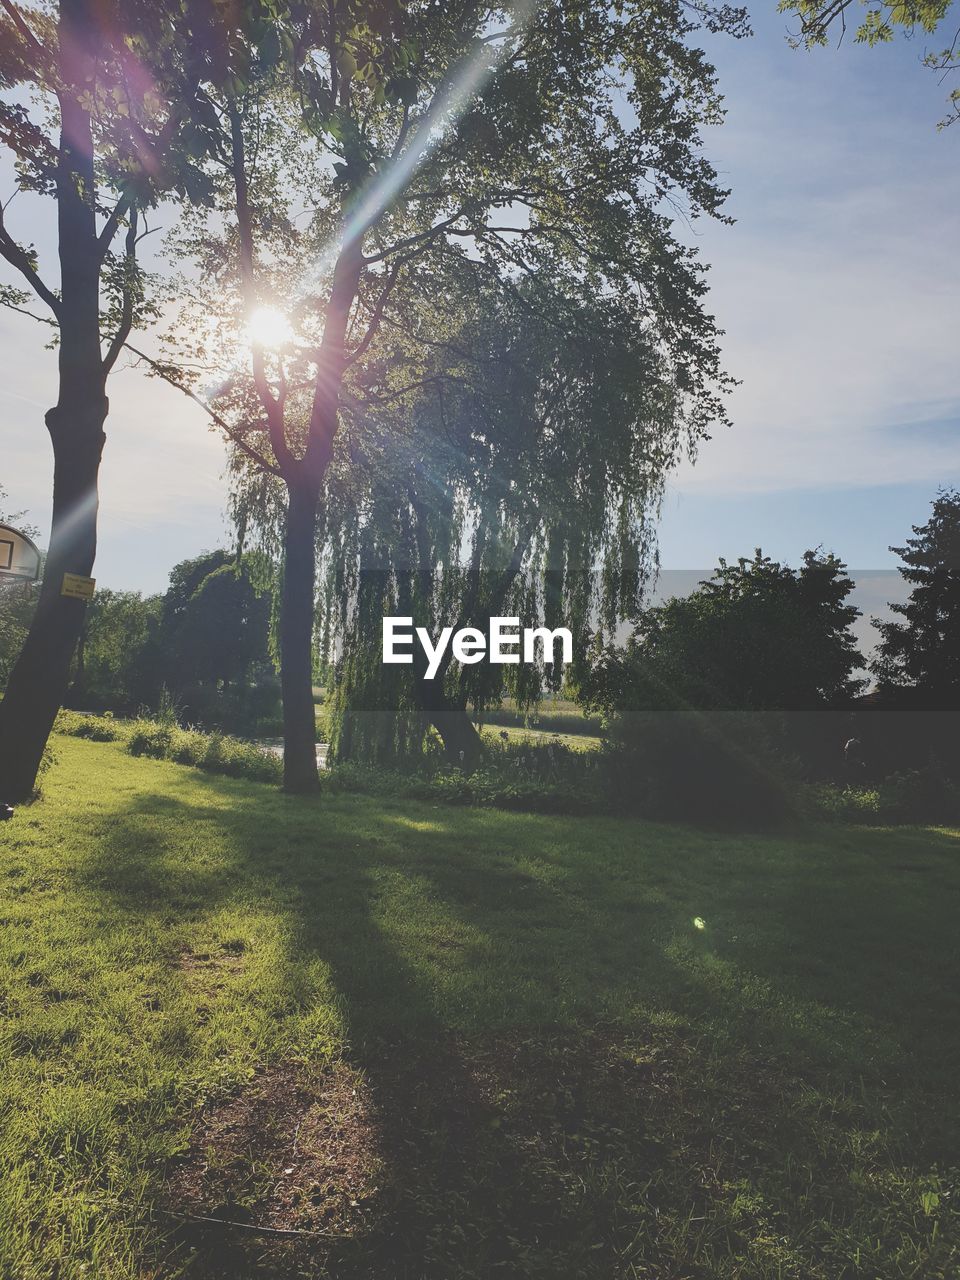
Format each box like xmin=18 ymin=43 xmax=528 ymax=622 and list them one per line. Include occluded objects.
xmin=0 ymin=32 xmax=108 ymax=804
xmin=0 ymin=396 xmax=107 ymax=802
xmin=279 ymin=483 xmax=320 ymax=793
xmin=274 ymin=234 xmax=362 ymax=792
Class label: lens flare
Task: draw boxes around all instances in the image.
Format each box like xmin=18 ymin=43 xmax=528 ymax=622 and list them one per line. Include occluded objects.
xmin=302 ymin=1 xmax=536 ymax=288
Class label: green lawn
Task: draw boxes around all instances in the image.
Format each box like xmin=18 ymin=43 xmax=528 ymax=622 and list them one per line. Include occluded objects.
xmin=479 ymin=722 xmax=601 ymax=751
xmin=472 ymin=694 xmax=603 ymax=738
xmin=1 ymin=737 xmax=958 ymax=1279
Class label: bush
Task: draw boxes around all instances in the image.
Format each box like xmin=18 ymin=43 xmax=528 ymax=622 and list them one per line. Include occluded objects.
xmin=877 ymin=762 xmax=960 ymax=825
xmin=807 ymin=783 xmax=883 ymax=823
xmin=128 ymin=721 xmax=174 ymax=758
xmin=54 ymin=710 xmax=122 ymax=741
xmin=56 ymin=711 xmax=283 ymax=785
xmin=326 ymin=722 xmax=802 ymax=824
xmin=806 ymin=765 xmax=960 ymax=826
xmin=599 ymin=711 xmax=801 ymax=826
xmin=326 ymin=738 xmax=606 ymax=815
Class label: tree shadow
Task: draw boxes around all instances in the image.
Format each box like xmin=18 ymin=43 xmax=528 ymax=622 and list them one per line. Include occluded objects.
xmin=69 ymin=776 xmax=960 ymax=1277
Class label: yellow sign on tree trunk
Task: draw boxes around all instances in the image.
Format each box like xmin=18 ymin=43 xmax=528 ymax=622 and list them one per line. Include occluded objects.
xmin=60 ymin=574 xmax=96 ymax=600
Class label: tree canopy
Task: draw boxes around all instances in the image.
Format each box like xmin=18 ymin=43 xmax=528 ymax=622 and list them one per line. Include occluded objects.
xmin=2 ymin=0 xmax=747 ymax=795
xmin=159 ymin=0 xmax=747 ymax=778
xmin=872 ymin=489 xmax=960 ymax=703
xmin=312 ymin=271 xmax=696 ymax=763
xmin=582 ymin=549 xmax=865 ymax=716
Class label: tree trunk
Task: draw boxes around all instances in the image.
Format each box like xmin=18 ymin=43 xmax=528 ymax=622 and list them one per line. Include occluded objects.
xmin=414 ymin=656 xmax=485 ymax=769
xmin=0 ymin=10 xmax=113 ymax=804
xmin=280 ymin=483 xmax=320 ymax=793
xmin=0 ymin=398 xmax=107 ymax=802
xmin=430 ymin=700 xmax=485 ymax=769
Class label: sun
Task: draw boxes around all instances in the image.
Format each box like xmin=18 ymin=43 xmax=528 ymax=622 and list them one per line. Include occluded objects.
xmin=245 ymin=305 xmax=295 ymax=351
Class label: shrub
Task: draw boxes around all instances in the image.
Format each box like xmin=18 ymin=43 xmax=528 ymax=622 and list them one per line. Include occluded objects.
xmin=877 ymin=762 xmax=960 ymax=825
xmin=327 ymin=723 xmax=802 ymax=824
xmin=599 ymin=711 xmax=801 ymax=827
xmin=56 ymin=711 xmax=283 ymax=785
xmin=807 ymin=783 xmax=883 ymax=823
xmin=325 ymin=741 xmax=607 ymax=816
xmin=54 ymin=710 xmax=121 ymax=742
xmin=807 ymin=766 xmax=960 ymax=825
xmin=128 ymin=721 xmax=174 ymax=758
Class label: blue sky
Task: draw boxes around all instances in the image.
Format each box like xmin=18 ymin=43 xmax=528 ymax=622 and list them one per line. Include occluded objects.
xmin=2 ymin=4 xmax=957 ymax=606
xmin=657 ymin=5 xmax=959 ymax=570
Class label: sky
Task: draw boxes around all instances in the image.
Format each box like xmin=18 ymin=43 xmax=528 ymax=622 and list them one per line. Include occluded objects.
xmin=1 ymin=5 xmax=957 ymax=622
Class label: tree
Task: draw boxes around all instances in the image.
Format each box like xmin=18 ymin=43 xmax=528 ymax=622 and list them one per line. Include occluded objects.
xmin=156 ymin=0 xmax=746 ymax=790
xmin=160 ymin=551 xmax=272 ymax=692
xmin=66 ymin=551 xmax=275 ymax=724
xmin=0 ymin=0 xmax=227 ymax=802
xmin=578 ymin=549 xmax=864 ymax=814
xmin=778 ymin=0 xmax=960 ymax=125
xmin=872 ymin=489 xmax=960 ymax=704
xmin=318 ymin=273 xmax=693 ymax=767
xmin=583 ymin=549 xmax=865 ymax=715
xmin=69 ymin=589 xmax=162 ymax=712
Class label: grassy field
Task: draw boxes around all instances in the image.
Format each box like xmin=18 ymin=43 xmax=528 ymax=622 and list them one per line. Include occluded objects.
xmin=1 ymin=737 xmax=958 ymax=1279
xmin=472 ymin=695 xmax=603 ymax=738
xmin=478 ymin=722 xmax=601 ymax=751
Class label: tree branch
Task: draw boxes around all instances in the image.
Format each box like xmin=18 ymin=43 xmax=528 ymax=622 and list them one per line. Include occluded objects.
xmin=97 ymin=193 xmax=132 ymax=260
xmin=102 ymin=208 xmax=138 ymax=373
xmin=344 ymin=262 xmax=400 ymax=366
xmin=363 ymin=211 xmax=470 ymax=264
xmin=0 ymin=294 xmax=281 ymax=478
xmin=0 ymin=203 xmax=61 ymax=318
xmin=124 ymin=341 xmax=283 ymax=477
xmin=0 ymin=0 xmax=46 ymax=57
xmin=0 ymin=298 xmax=55 ymax=328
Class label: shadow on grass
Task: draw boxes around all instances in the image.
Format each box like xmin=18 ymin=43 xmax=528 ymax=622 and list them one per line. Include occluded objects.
xmin=72 ymin=770 xmax=960 ymax=1279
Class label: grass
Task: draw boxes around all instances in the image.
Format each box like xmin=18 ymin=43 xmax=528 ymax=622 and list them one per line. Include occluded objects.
xmin=1 ymin=736 xmax=958 ymax=1278
xmin=472 ymin=694 xmax=603 ymax=738
xmin=478 ymin=722 xmax=601 ymax=751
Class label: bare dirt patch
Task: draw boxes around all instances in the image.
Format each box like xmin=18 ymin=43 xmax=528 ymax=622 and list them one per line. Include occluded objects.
xmin=164 ymin=1059 xmax=383 ymax=1276
xmin=175 ymin=941 xmax=248 ymax=980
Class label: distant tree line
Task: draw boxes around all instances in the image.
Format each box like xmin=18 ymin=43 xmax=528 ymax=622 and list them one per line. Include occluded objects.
xmin=578 ymin=490 xmax=960 ymax=819
xmin=1 ymin=545 xmax=278 ymax=736
xmin=2 ymin=488 xmax=956 ymax=797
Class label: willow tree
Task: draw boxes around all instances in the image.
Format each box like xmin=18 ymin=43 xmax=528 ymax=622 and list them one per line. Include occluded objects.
xmin=159 ymin=0 xmax=748 ymax=791
xmin=0 ymin=0 xmax=257 ymax=803
xmin=314 ymin=269 xmax=718 ymax=766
